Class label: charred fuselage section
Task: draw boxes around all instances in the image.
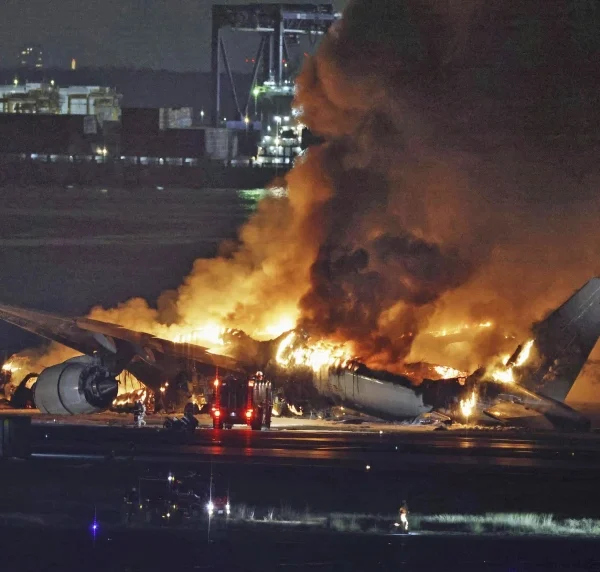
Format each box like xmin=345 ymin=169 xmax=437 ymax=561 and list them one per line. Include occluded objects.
xmin=316 ymin=363 xmax=591 ymax=431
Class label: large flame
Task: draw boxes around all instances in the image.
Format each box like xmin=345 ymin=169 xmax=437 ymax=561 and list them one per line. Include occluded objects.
xmin=1 ymin=361 xmax=19 ymax=373
xmin=433 ymin=365 xmax=467 ymax=379
xmin=112 ymin=388 xmax=147 ymax=408
xmin=489 ymin=339 xmax=535 ymax=384
xmin=275 ymin=331 xmax=354 ymax=372
xmin=515 ymin=339 xmax=535 ymax=367
xmin=460 ymin=390 xmax=477 ymax=419
xmin=428 ymin=321 xmax=493 ymax=338
xmin=172 ymin=323 xmax=226 ymax=347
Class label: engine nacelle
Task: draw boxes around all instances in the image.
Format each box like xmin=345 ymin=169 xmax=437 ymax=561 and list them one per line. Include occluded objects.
xmin=33 ymin=356 xmax=118 ymax=415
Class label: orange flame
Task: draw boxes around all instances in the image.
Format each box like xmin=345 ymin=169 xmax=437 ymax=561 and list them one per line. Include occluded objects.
xmin=433 ymin=365 xmax=467 ymax=379
xmin=460 ymin=390 xmax=477 ymax=418
xmin=428 ymin=321 xmax=493 ymax=338
xmin=1 ymin=361 xmax=18 ymax=373
xmin=172 ymin=323 xmax=225 ymax=347
xmin=489 ymin=339 xmax=535 ymax=384
xmin=275 ymin=331 xmax=354 ymax=372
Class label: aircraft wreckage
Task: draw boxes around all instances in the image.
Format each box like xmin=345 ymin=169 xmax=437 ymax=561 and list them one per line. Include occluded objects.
xmin=0 ymin=277 xmax=599 ymax=431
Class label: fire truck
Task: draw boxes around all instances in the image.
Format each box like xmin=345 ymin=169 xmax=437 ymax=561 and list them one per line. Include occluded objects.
xmin=210 ymin=373 xmax=272 ymax=430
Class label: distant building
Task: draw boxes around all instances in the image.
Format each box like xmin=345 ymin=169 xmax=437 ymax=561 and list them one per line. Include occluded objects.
xmin=58 ymin=85 xmax=122 ymax=123
xmin=0 ymin=83 xmax=58 ymax=114
xmin=0 ymin=82 xmax=121 ymax=123
xmin=19 ymin=44 xmax=43 ymax=70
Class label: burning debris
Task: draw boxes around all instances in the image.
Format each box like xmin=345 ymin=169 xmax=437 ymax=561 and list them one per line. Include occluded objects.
xmin=110 ymin=371 xmax=154 ymax=413
xmin=111 ymin=388 xmax=149 ymax=412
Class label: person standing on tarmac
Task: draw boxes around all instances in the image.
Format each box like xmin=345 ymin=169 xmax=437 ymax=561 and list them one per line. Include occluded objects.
xmin=133 ymin=400 xmax=146 ymax=427
xmin=399 ymin=500 xmax=409 ymax=532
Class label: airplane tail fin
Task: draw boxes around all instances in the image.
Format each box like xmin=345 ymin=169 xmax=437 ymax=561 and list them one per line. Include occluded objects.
xmin=519 ymin=277 xmax=600 ymax=401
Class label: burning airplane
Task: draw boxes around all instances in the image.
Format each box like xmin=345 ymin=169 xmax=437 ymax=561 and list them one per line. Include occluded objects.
xmin=1 ymin=3 xmax=599 ymax=432
xmin=276 ymin=278 xmax=600 ymax=431
xmin=0 ymin=277 xmax=598 ymax=431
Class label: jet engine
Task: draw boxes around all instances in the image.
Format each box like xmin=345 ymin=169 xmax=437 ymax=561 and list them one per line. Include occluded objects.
xmin=33 ymin=356 xmax=118 ymax=415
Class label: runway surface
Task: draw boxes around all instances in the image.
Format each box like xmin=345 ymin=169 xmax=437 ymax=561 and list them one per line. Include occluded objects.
xmin=22 ymin=414 xmax=600 ymax=471
xmin=3 ymin=411 xmax=600 ymax=555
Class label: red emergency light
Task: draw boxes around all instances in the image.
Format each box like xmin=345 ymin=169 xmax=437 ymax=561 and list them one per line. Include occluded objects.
xmin=245 ymin=409 xmax=253 ymax=419
xmin=214 ymin=409 xmax=221 ymax=418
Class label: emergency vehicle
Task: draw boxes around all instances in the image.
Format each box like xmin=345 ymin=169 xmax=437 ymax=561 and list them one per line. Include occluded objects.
xmin=210 ymin=372 xmax=272 ymax=430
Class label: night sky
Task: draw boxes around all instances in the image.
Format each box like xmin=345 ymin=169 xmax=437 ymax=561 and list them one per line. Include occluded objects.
xmin=0 ymin=0 xmax=348 ymax=71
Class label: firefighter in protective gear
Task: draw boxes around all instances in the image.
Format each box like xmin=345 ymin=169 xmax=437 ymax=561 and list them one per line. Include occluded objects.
xmin=133 ymin=400 xmax=146 ymax=427
xmin=398 ymin=500 xmax=409 ymax=532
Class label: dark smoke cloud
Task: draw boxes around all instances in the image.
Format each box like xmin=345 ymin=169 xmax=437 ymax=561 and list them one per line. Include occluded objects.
xmin=294 ymin=0 xmax=600 ymax=373
xmin=298 ymin=156 xmax=472 ymax=365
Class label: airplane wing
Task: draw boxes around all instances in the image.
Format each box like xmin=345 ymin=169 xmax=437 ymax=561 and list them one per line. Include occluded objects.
xmin=0 ymin=303 xmax=247 ymax=375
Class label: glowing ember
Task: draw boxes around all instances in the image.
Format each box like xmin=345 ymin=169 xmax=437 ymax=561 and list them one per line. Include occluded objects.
xmin=460 ymin=390 xmax=477 ymax=418
xmin=428 ymin=321 xmax=493 ymax=338
xmin=276 ymin=332 xmax=354 ymax=372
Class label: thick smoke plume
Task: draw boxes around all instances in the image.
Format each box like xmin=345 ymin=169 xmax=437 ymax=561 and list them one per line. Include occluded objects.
xmin=293 ymin=0 xmax=600 ymax=372
xmin=20 ymin=1 xmax=600 ymax=383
